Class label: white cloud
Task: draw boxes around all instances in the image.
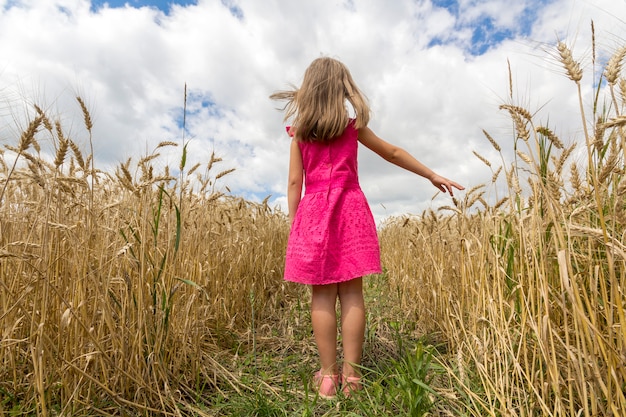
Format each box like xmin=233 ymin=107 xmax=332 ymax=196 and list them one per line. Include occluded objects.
xmin=1 ymin=0 xmax=625 ymax=222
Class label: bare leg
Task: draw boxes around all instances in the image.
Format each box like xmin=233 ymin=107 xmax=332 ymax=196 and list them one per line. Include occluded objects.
xmin=337 ymin=277 xmax=365 ymax=378
xmin=311 ymin=284 xmax=339 ymax=375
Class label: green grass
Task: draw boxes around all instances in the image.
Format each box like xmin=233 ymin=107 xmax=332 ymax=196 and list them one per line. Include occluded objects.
xmin=191 ymin=279 xmax=456 ymax=417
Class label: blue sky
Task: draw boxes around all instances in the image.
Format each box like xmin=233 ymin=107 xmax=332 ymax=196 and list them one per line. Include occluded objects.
xmin=88 ymin=0 xmax=538 ymax=55
xmin=1 ymin=0 xmax=625 ymax=220
xmin=91 ymin=0 xmax=196 ymax=12
xmin=430 ymin=0 xmax=539 ymax=55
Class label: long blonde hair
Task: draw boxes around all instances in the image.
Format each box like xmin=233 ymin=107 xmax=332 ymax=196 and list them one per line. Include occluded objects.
xmin=270 ymin=57 xmax=370 ymax=142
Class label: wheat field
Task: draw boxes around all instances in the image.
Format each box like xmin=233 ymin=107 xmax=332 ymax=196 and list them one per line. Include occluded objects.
xmin=1 ymin=35 xmax=625 ymax=416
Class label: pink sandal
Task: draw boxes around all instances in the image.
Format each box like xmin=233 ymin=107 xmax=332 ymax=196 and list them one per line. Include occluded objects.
xmin=313 ymin=371 xmax=340 ymax=399
xmin=341 ymin=375 xmax=362 ymax=397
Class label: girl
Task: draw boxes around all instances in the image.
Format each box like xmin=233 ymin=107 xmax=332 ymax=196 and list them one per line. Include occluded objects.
xmin=271 ymin=57 xmax=464 ymax=399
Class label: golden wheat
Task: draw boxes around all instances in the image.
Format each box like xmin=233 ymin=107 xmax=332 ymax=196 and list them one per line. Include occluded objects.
xmin=0 ymin=108 xmax=293 ymax=415
xmin=17 ymin=116 xmax=41 ymax=152
xmin=516 ymin=149 xmax=533 ymax=165
xmin=68 ymin=139 xmax=86 ymax=171
xmin=215 ymin=167 xmax=236 ymax=180
xmin=536 ymin=125 xmax=564 ymax=149
xmin=491 ymin=165 xmax=502 ymax=183
xmin=54 ymin=137 xmax=69 ymax=168
xmin=619 ymin=78 xmax=626 ymax=105
xmin=501 ymin=105 xmax=530 ymax=140
xmin=604 ymin=46 xmax=626 ymax=85
xmin=76 ymin=96 xmax=93 ymax=131
xmin=472 ymin=150 xmax=491 ymax=167
xmin=34 ymin=104 xmax=53 ymax=133
xmin=557 ymin=41 xmax=583 ymax=82
xmin=602 ymin=115 xmax=626 ymax=128
xmin=482 ymin=128 xmax=501 ymax=152
xmin=554 ymin=142 xmax=576 ymax=175
xmin=2 ymin=34 xmax=625 ymax=416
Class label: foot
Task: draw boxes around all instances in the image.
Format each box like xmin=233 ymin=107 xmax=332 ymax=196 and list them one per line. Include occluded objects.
xmin=313 ymin=371 xmax=340 ymax=399
xmin=341 ymin=375 xmax=362 ymax=397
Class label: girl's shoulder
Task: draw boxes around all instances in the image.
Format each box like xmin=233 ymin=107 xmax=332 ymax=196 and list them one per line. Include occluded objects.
xmin=285 ymin=118 xmax=356 ymax=141
xmin=344 ymin=119 xmax=358 ymax=136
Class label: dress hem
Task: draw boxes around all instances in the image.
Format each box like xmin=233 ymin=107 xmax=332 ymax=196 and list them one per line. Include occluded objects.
xmin=284 ymin=268 xmax=383 ymax=286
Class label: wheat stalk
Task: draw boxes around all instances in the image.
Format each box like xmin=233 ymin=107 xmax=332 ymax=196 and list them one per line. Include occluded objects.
xmin=482 ymin=129 xmax=501 ymax=152
xmin=472 ymin=150 xmax=491 ymax=167
xmin=215 ymin=168 xmax=236 ymax=180
xmin=139 ymin=154 xmax=161 ymax=166
xmin=116 ymin=159 xmax=136 ymax=193
xmin=619 ymin=78 xmax=626 ymax=107
xmin=617 ymin=177 xmax=626 ymax=196
xmin=500 ymin=105 xmax=530 ymax=140
xmin=18 ymin=116 xmax=42 ymax=153
xmin=465 ymin=184 xmax=485 ymax=198
xmin=69 ymin=140 xmax=86 ymax=171
xmin=157 ymin=141 xmax=178 ymax=149
xmin=464 ymin=190 xmax=484 ymax=210
xmin=187 ymin=162 xmax=201 ymax=176
xmin=499 ymin=104 xmax=532 ymax=121
xmin=207 ymin=152 xmax=222 ymax=173
xmin=76 ymin=96 xmax=93 ymax=131
xmin=54 ymin=137 xmax=69 ymax=169
xmin=507 ymin=166 xmax=521 ymax=195
xmin=557 ymin=41 xmax=583 ymax=82
xmin=604 ymin=46 xmax=626 ymax=85
xmin=598 ymin=147 xmax=619 ymax=184
xmin=27 ymin=161 xmax=45 ymax=187
xmin=536 ymin=126 xmax=564 ymax=149
xmin=0 ymin=117 xmax=44 ymax=205
xmin=34 ymin=104 xmax=53 ymax=133
xmin=516 ymin=150 xmax=533 ymax=165
xmin=569 ymin=163 xmax=583 ymax=195
xmin=491 ymin=166 xmax=502 ymax=183
xmin=601 ymin=115 xmax=626 ymax=128
xmin=139 ymin=163 xmax=154 ymax=183
xmin=554 ymin=143 xmax=576 ymax=175
xmin=493 ymin=197 xmax=508 ymax=211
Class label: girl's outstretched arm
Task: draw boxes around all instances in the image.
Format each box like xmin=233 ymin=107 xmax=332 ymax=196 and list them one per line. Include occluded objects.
xmin=358 ymin=126 xmax=464 ymax=196
xmin=287 ymin=138 xmax=304 ymax=225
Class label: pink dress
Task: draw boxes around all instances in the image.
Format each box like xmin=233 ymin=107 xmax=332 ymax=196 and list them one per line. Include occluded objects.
xmin=284 ymin=121 xmax=382 ymax=285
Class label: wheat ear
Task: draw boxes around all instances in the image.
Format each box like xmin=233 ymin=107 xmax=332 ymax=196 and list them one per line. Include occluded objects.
xmin=557 ymin=41 xmax=582 ymax=82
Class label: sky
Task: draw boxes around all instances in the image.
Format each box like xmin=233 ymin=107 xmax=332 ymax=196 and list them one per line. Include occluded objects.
xmin=1 ymin=0 xmax=626 ymax=223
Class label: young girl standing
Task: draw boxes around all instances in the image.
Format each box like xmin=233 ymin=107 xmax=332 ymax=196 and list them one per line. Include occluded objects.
xmin=271 ymin=57 xmax=464 ymax=399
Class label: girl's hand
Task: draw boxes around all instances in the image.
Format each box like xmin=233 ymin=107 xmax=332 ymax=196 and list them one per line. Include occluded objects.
xmin=430 ymin=174 xmax=464 ymax=196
